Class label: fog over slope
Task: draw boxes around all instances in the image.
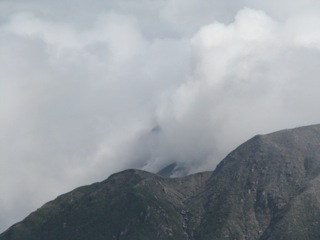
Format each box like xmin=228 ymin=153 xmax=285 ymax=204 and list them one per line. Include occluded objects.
xmin=1 ymin=0 xmax=320 ymax=232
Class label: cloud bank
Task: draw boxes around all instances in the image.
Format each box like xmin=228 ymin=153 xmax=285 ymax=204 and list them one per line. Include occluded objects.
xmin=2 ymin=0 xmax=320 ymax=232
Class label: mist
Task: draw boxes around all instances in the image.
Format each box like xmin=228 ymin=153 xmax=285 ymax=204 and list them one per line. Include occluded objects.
xmin=2 ymin=0 xmax=320 ymax=232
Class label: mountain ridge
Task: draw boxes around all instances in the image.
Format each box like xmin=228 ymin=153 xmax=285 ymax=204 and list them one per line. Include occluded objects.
xmin=2 ymin=124 xmax=320 ymax=239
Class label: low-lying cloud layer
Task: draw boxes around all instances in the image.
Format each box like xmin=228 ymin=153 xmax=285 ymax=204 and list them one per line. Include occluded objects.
xmin=2 ymin=0 xmax=320 ymax=232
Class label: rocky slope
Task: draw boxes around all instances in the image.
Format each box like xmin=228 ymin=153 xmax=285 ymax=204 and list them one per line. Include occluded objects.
xmin=198 ymin=124 xmax=320 ymax=239
xmin=0 ymin=170 xmax=211 ymax=240
xmin=2 ymin=124 xmax=320 ymax=239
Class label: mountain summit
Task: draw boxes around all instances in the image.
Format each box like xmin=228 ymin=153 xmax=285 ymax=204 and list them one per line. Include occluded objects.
xmin=2 ymin=124 xmax=320 ymax=239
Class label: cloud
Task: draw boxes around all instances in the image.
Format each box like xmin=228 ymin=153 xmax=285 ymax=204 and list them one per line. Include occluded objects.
xmin=0 ymin=3 xmax=191 ymax=231
xmin=139 ymin=7 xmax=320 ymax=173
xmin=2 ymin=0 xmax=320 ymax=233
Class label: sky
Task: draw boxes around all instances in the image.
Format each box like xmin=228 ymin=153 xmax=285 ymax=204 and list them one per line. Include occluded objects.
xmin=2 ymin=0 xmax=320 ymax=232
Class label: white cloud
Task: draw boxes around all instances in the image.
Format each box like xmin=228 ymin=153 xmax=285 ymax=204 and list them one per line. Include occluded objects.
xmin=2 ymin=0 xmax=320 ymax=233
xmin=149 ymin=7 xmax=320 ymax=173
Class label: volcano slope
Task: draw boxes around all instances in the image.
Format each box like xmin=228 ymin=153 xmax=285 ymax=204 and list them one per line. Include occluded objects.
xmin=2 ymin=124 xmax=320 ymax=240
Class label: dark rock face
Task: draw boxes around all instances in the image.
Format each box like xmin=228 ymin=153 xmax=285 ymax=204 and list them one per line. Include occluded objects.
xmin=2 ymin=124 xmax=320 ymax=240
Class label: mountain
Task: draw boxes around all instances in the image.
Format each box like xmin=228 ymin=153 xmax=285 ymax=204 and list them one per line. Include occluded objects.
xmin=2 ymin=124 xmax=320 ymax=239
xmin=199 ymin=124 xmax=320 ymax=239
xmin=0 ymin=170 xmax=211 ymax=240
xmin=157 ymin=162 xmax=188 ymax=177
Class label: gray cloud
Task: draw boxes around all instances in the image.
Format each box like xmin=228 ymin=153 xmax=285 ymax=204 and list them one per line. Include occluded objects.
xmin=1 ymin=0 xmax=320 ymax=233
